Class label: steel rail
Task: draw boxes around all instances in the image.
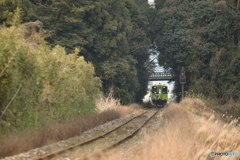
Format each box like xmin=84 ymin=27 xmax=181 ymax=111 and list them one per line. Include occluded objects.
xmin=80 ymin=109 xmax=160 ymax=160
xmin=33 ymin=111 xmax=148 ymax=160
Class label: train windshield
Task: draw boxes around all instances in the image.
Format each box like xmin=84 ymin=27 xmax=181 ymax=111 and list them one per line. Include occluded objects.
xmin=152 ymin=86 xmax=157 ymax=93
xmin=162 ymin=86 xmax=167 ymax=94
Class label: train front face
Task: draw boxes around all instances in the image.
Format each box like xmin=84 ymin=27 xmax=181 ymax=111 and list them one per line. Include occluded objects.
xmin=151 ymin=85 xmax=168 ymax=106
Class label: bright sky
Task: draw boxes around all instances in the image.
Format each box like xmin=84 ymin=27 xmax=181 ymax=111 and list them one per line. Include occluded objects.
xmin=148 ymin=0 xmax=154 ymax=4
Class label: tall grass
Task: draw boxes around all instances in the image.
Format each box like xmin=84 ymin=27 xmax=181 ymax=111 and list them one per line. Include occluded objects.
xmin=184 ymin=91 xmax=240 ymax=123
xmin=98 ymin=101 xmax=240 ymax=160
xmin=0 ymin=110 xmax=121 ymax=159
xmin=0 ymin=86 xmax=136 ymax=159
xmin=95 ymin=88 xmax=137 ymax=116
xmin=96 ymin=88 xmax=121 ymax=112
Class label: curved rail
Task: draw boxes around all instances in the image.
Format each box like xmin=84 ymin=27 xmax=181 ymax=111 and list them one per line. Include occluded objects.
xmin=80 ymin=109 xmax=160 ymax=160
xmin=33 ymin=111 xmax=148 ymax=160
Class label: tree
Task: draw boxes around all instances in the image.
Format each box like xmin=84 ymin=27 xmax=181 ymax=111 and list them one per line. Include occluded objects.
xmin=154 ymin=0 xmax=240 ymax=103
xmin=0 ymin=0 xmax=152 ymax=104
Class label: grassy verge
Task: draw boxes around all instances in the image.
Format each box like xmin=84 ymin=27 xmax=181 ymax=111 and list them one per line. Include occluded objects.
xmin=101 ymin=101 xmax=240 ymax=160
xmin=179 ymin=97 xmax=240 ymax=124
xmin=202 ymin=98 xmax=240 ymax=123
xmin=0 ymin=93 xmax=136 ymax=158
xmin=0 ymin=110 xmax=120 ymax=158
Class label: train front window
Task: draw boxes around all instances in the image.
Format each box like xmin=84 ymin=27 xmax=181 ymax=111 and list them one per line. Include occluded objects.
xmin=152 ymin=86 xmax=157 ymax=93
xmin=162 ymin=86 xmax=167 ymax=94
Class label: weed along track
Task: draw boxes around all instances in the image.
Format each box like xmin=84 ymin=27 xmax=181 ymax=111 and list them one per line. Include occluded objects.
xmin=30 ymin=109 xmax=160 ymax=160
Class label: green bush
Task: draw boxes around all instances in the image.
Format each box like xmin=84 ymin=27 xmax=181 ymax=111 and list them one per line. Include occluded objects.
xmin=0 ymin=10 xmax=101 ymax=134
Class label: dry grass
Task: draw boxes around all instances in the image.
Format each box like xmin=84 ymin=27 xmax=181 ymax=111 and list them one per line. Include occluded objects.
xmin=96 ymin=89 xmax=121 ymax=112
xmin=0 ymin=92 xmax=136 ymax=158
xmin=180 ymin=97 xmax=240 ymax=125
xmin=0 ymin=110 xmax=121 ymax=158
xmin=179 ymin=97 xmax=218 ymax=118
xmin=98 ymin=101 xmax=240 ymax=160
xmin=95 ymin=89 xmax=138 ymax=117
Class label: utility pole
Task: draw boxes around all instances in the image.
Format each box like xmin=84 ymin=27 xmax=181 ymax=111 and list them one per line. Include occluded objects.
xmin=180 ymin=67 xmax=186 ymax=100
xmin=182 ymin=80 xmax=184 ymax=100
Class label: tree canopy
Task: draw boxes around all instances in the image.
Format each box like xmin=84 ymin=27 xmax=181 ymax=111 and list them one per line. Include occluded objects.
xmin=154 ymin=0 xmax=240 ymax=103
xmin=2 ymin=0 xmax=240 ymax=105
xmin=0 ymin=0 xmax=152 ymax=105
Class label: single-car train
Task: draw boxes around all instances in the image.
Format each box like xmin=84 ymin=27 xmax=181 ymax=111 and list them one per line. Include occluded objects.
xmin=151 ymin=84 xmax=168 ymax=106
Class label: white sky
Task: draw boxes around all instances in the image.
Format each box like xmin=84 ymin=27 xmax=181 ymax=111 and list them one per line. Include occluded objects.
xmin=148 ymin=0 xmax=154 ymax=4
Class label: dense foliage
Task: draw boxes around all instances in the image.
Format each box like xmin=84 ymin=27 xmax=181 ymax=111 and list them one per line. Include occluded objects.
xmin=0 ymin=9 xmax=101 ymax=133
xmin=154 ymin=0 xmax=240 ymax=103
xmin=1 ymin=0 xmax=152 ymax=105
xmin=0 ymin=0 xmax=151 ymax=104
xmin=0 ymin=0 xmax=152 ymax=133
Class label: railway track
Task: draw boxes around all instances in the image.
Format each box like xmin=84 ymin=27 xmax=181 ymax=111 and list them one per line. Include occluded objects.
xmin=33 ymin=109 xmax=160 ymax=160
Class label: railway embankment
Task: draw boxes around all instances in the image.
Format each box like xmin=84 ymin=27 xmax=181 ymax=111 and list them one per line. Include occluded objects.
xmin=1 ymin=97 xmax=239 ymax=160
xmin=96 ymin=100 xmax=240 ymax=160
xmin=0 ymin=92 xmax=137 ymax=159
xmin=1 ymin=106 xmax=162 ymax=160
